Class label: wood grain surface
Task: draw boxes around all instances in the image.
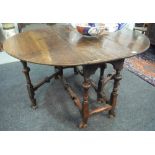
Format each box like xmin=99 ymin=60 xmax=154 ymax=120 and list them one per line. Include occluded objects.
xmin=3 ymin=24 xmax=150 ymax=66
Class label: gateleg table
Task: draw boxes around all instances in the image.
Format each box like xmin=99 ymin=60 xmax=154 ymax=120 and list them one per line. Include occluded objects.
xmin=3 ymin=24 xmax=150 ymax=128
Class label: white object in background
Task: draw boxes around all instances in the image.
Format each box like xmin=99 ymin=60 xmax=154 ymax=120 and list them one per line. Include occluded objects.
xmin=2 ymin=29 xmax=17 ymax=39
xmin=0 ymin=23 xmax=19 ymax=64
xmin=127 ymin=23 xmax=135 ymax=30
xmin=70 ymin=23 xmax=77 ymax=28
xmin=1 ymin=23 xmax=19 ymax=40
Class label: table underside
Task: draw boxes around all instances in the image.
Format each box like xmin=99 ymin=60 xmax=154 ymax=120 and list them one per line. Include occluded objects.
xmin=21 ymin=58 xmax=124 ymax=128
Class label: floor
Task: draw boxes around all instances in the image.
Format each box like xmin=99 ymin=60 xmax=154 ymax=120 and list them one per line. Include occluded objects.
xmin=0 ymin=62 xmax=155 ymax=131
xmin=0 ymin=52 xmax=19 ymax=64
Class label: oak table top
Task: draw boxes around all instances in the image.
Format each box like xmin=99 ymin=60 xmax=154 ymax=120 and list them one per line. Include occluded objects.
xmin=3 ymin=24 xmax=150 ymax=66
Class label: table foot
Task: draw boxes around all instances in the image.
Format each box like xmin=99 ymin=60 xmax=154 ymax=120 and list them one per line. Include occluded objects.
xmin=108 ymin=111 xmax=116 ymax=118
xmin=80 ymin=80 xmax=90 ymax=129
xmin=79 ymin=121 xmax=87 ymax=128
xmin=31 ymin=104 xmax=38 ymax=110
xmin=80 ymin=65 xmax=98 ymax=128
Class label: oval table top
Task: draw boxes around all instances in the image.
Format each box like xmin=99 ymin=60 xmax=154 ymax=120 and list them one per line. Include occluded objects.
xmin=3 ymin=24 xmax=150 ymax=66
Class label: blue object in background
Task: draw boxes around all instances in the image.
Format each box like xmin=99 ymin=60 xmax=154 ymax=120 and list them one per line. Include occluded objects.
xmin=118 ymin=23 xmax=127 ymax=30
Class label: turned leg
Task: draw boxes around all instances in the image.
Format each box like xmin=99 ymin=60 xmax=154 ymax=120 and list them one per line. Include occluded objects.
xmin=74 ymin=66 xmax=78 ymax=75
xmin=79 ymin=76 xmax=91 ymax=128
xmin=79 ymin=65 xmax=98 ymax=128
xmin=21 ymin=61 xmax=37 ymax=109
xmin=97 ymin=63 xmax=107 ymax=103
xmin=55 ymin=66 xmax=63 ymax=79
xmin=58 ymin=67 xmax=63 ymax=77
xmin=109 ymin=59 xmax=124 ymax=117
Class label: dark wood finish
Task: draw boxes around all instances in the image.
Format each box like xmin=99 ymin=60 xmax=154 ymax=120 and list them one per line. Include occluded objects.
xmin=90 ymin=80 xmax=98 ymax=92
xmin=73 ymin=66 xmax=78 ymax=75
xmin=21 ymin=60 xmax=60 ymax=108
xmin=97 ymin=63 xmax=107 ymax=103
xmin=17 ymin=23 xmax=26 ymax=33
xmin=60 ymin=75 xmax=82 ymax=111
xmin=74 ymin=67 xmax=84 ymax=76
xmin=3 ymin=24 xmax=150 ymax=128
xmin=33 ymin=71 xmax=60 ymax=91
xmin=109 ymin=59 xmax=124 ymax=117
xmin=102 ymin=73 xmax=115 ymax=86
xmin=146 ymin=23 xmax=155 ymax=45
xmin=3 ymin=24 xmax=150 ymax=67
xmin=90 ymin=78 xmax=108 ymax=102
xmin=79 ymin=68 xmax=91 ymax=128
xmin=21 ymin=61 xmax=37 ymax=109
xmin=0 ymin=28 xmax=4 ymax=52
xmin=79 ymin=65 xmax=99 ymax=128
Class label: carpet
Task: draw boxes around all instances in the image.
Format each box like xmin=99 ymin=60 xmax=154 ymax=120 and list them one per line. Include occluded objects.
xmin=124 ymin=45 xmax=155 ymax=86
xmin=0 ymin=62 xmax=155 ymax=131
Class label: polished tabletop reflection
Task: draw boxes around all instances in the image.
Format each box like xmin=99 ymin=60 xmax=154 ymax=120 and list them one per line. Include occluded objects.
xmin=3 ymin=24 xmax=150 ymax=66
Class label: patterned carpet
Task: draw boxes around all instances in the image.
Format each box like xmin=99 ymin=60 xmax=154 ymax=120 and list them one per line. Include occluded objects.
xmin=124 ymin=45 xmax=155 ymax=86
